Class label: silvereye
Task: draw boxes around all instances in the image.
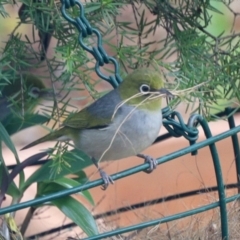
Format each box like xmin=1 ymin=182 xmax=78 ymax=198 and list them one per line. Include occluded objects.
xmin=0 ymin=72 xmax=51 ymax=121
xmin=22 ymin=69 xmax=167 ymax=189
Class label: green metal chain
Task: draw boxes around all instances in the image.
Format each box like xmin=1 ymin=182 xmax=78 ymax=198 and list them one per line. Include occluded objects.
xmin=162 ymin=108 xmax=199 ymax=155
xmin=60 ymin=0 xmax=122 ymax=88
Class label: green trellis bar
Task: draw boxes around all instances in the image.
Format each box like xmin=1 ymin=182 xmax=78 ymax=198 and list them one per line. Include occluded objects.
xmin=193 ymin=115 xmax=228 ymax=238
xmin=83 ymin=193 xmax=240 ymax=240
xmin=1 ymin=123 xmax=240 ymax=240
xmin=226 ymin=108 xmax=240 ymax=193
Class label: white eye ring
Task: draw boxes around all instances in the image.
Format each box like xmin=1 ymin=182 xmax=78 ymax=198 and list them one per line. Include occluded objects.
xmin=28 ymin=87 xmax=40 ymax=98
xmin=140 ymin=84 xmax=150 ymax=93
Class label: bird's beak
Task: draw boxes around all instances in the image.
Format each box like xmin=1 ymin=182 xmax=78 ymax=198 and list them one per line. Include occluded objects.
xmin=158 ymin=88 xmax=173 ymax=97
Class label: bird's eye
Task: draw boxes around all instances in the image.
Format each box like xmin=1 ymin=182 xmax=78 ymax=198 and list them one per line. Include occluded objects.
xmin=28 ymin=87 xmax=40 ymax=98
xmin=140 ymin=84 xmax=150 ymax=93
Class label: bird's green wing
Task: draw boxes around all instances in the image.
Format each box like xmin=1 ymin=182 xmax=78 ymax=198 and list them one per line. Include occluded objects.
xmin=63 ymin=108 xmax=112 ymax=129
xmin=63 ymin=89 xmax=120 ymax=129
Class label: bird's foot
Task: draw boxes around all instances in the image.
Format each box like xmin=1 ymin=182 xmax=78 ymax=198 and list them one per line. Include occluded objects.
xmin=91 ymin=157 xmax=114 ymax=190
xmin=98 ymin=168 xmax=114 ymax=190
xmin=137 ymin=154 xmax=158 ymax=174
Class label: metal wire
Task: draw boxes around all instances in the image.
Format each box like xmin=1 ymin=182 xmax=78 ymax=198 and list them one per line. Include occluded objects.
xmin=26 ymin=182 xmax=240 ymax=239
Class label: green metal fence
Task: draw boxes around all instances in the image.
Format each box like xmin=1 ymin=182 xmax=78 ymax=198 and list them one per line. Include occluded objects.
xmin=1 ymin=1 xmax=240 ymax=239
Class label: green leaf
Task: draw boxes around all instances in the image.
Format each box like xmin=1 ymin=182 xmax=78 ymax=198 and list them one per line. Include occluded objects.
xmin=0 ymin=122 xmax=25 ymax=192
xmin=72 ymin=170 xmax=88 ymax=183
xmin=2 ymin=113 xmax=50 ymax=136
xmin=0 ymin=121 xmax=23 ymax=189
xmin=37 ymin=181 xmax=98 ymax=236
xmin=37 ymin=181 xmax=63 ymax=198
xmin=52 ymin=196 xmax=98 ymax=236
xmin=37 ymin=178 xmax=94 ymax=206
xmin=0 ymin=157 xmax=20 ymax=198
xmin=23 ymin=149 xmax=93 ymax=191
xmin=71 ymin=171 xmax=95 ymax=206
xmin=0 ymin=122 xmax=19 ymax=161
xmin=53 ymin=177 xmax=94 ymax=206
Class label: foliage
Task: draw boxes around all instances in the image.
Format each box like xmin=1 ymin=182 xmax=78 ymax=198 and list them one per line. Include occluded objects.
xmin=0 ymin=0 xmax=240 ymax=238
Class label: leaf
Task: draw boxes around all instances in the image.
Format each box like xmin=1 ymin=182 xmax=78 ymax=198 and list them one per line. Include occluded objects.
xmin=2 ymin=113 xmax=50 ymax=136
xmin=0 ymin=122 xmax=19 ymax=161
xmin=23 ymin=149 xmax=93 ymax=191
xmin=0 ymin=121 xmax=23 ymax=192
xmin=0 ymin=159 xmax=20 ymax=198
xmin=72 ymin=170 xmax=89 ymax=182
xmin=0 ymin=127 xmax=21 ymax=199
xmin=52 ymin=196 xmax=98 ymax=236
xmin=53 ymin=177 xmax=94 ymax=206
xmin=37 ymin=181 xmax=98 ymax=236
xmin=71 ymin=171 xmax=94 ymax=206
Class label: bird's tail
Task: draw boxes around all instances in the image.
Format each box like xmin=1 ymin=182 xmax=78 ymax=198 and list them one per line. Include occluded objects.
xmin=21 ymin=128 xmax=70 ymax=150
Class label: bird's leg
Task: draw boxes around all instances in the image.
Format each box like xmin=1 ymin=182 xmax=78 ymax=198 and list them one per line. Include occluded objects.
xmin=91 ymin=158 xmax=114 ymax=190
xmin=137 ymin=154 xmax=158 ymax=174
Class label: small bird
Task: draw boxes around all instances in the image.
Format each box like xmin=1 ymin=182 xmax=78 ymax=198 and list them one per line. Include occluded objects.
xmin=0 ymin=72 xmax=52 ymax=121
xmin=22 ymin=69 xmax=168 ymax=189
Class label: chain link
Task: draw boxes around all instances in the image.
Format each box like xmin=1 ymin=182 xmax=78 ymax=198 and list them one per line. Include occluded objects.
xmin=60 ymin=0 xmax=122 ymax=88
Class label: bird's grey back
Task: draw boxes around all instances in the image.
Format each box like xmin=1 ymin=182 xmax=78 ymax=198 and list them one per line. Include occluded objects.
xmin=87 ymin=89 xmax=123 ymax=120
